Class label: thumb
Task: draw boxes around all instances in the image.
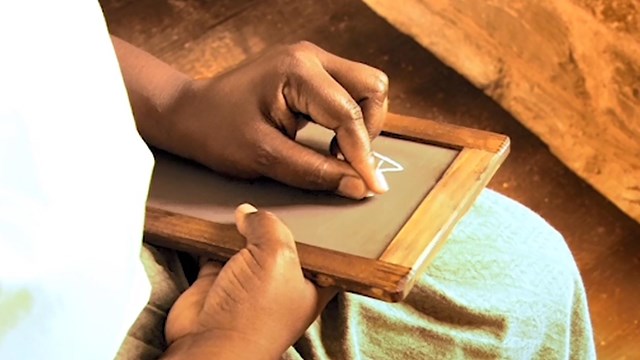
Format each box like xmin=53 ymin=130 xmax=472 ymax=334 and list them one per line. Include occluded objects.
xmin=255 ymin=125 xmax=370 ymax=199
xmin=235 ymin=203 xmax=338 ymax=314
xmin=235 ymin=203 xmax=298 ymax=257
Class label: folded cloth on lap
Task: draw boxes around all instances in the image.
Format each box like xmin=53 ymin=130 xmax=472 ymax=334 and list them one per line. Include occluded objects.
xmin=117 ymin=189 xmax=596 ymax=360
xmin=115 ymin=246 xmax=188 ymax=360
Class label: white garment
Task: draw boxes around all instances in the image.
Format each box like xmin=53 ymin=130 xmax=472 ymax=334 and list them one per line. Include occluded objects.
xmin=0 ymin=1 xmax=152 ymax=359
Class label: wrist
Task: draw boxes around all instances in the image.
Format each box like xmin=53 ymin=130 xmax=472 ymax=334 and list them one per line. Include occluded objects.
xmin=155 ymin=77 xmax=209 ymax=161
xmin=111 ymin=35 xmax=195 ymax=153
xmin=133 ymin=72 xmax=195 ymax=153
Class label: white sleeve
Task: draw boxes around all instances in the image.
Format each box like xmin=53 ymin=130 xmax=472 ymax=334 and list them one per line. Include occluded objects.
xmin=0 ymin=1 xmax=153 ymax=358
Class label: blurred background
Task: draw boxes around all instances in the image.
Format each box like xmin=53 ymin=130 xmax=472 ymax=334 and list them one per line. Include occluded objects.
xmin=100 ymin=0 xmax=640 ymax=358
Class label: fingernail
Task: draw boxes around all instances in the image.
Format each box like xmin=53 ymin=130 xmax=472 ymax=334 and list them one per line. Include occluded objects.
xmin=337 ymin=176 xmax=367 ymax=199
xmin=337 ymin=152 xmax=345 ymax=161
xmin=237 ymin=203 xmax=258 ymax=215
xmin=365 ymin=191 xmax=375 ymax=198
xmin=375 ymin=170 xmax=390 ymax=192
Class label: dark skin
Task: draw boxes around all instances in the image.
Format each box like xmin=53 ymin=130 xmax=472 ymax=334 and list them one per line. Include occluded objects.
xmin=114 ymin=38 xmax=389 ymax=198
xmin=112 ymin=37 xmax=389 ymax=358
xmin=162 ymin=204 xmax=336 ymax=359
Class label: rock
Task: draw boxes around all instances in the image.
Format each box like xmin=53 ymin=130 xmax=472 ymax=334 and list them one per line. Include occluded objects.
xmin=363 ymin=0 xmax=640 ymax=223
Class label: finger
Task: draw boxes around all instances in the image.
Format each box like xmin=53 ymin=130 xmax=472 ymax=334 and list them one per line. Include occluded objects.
xmin=319 ymin=50 xmax=389 ymax=140
xmin=236 ymin=204 xmax=339 ymax=316
xmin=315 ymin=285 xmax=339 ymax=314
xmin=254 ymin=124 xmax=370 ymax=199
xmin=165 ymin=260 xmax=222 ymax=344
xmin=197 ymin=258 xmax=224 ymax=278
xmin=282 ymin=58 xmax=387 ymax=194
xmin=327 ymin=88 xmax=388 ymax=157
xmin=235 ymin=203 xmax=297 ymax=257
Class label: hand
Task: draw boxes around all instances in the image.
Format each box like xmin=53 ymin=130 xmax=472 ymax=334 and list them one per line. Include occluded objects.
xmin=162 ymin=204 xmax=336 ymax=359
xmin=164 ymin=41 xmax=389 ymax=199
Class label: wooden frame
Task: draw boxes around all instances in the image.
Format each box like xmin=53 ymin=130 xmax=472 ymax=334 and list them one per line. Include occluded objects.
xmin=143 ymin=113 xmax=510 ymax=302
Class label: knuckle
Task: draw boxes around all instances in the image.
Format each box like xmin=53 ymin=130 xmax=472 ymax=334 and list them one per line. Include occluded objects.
xmin=274 ymin=230 xmax=296 ymax=254
xmin=343 ymin=98 xmax=364 ymax=124
xmin=304 ymin=157 xmax=331 ymax=189
xmin=289 ymin=40 xmax=318 ymax=55
xmin=254 ymin=141 xmax=281 ymax=173
xmin=368 ymin=70 xmax=389 ymax=98
xmin=282 ymin=41 xmax=316 ymax=67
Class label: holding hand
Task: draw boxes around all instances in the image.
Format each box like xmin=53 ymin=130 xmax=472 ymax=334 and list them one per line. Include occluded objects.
xmin=162 ymin=204 xmax=336 ymax=359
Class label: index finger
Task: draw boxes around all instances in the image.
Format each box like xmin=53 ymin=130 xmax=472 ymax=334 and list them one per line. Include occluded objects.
xmin=282 ymin=55 xmax=387 ymax=193
xmin=318 ymin=49 xmax=390 ymax=140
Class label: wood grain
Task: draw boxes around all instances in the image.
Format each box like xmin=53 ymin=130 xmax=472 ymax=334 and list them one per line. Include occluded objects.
xmin=144 ymin=206 xmax=413 ymax=302
xmin=384 ymin=113 xmax=510 ymax=152
xmin=363 ymin=0 xmax=640 ymax=223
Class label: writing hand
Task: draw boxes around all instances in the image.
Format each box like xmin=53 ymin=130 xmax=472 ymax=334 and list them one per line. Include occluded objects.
xmin=167 ymin=42 xmax=389 ymax=199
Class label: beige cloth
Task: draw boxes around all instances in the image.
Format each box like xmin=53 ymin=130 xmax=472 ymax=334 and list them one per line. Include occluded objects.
xmin=117 ymin=190 xmax=596 ymax=359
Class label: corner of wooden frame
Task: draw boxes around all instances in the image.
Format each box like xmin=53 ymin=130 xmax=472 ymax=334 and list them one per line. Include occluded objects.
xmin=384 ymin=112 xmax=510 ymax=153
xmin=379 ymin=113 xmax=510 ymax=279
